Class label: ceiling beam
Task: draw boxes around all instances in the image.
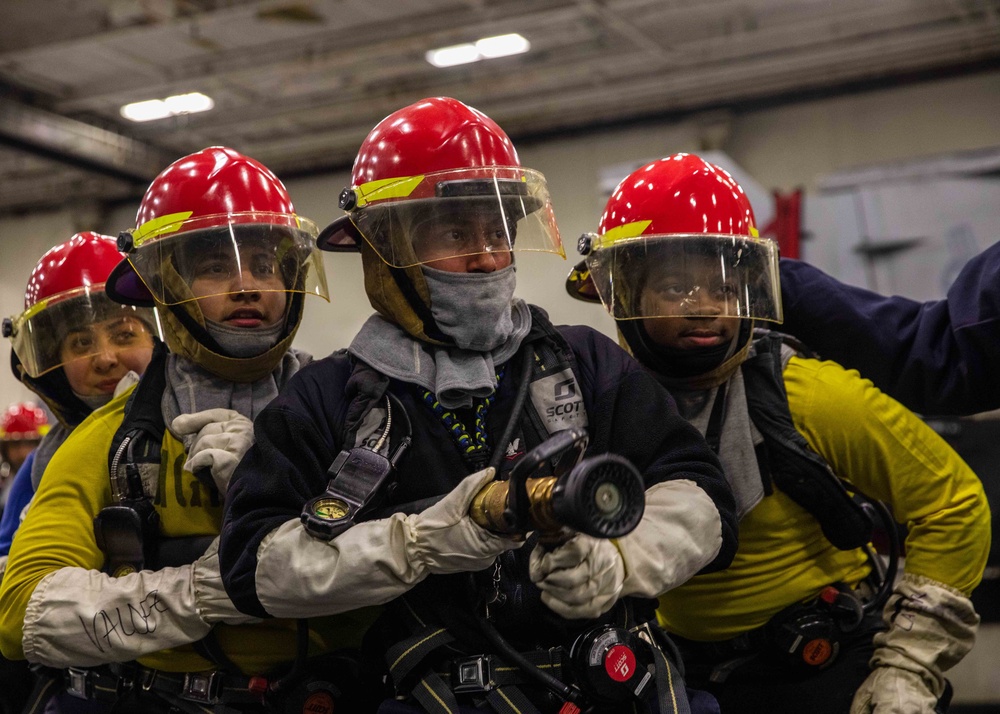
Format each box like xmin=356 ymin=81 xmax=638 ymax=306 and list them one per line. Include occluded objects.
xmin=0 ymin=98 xmax=178 ymax=183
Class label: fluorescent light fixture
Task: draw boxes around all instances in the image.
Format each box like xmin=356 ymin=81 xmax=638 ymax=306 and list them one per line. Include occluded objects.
xmin=121 ymin=92 xmax=215 ymax=122
xmin=476 ymin=33 xmax=530 ymax=59
xmin=426 ymin=33 xmax=530 ymax=68
xmin=426 ymin=43 xmax=480 ymax=68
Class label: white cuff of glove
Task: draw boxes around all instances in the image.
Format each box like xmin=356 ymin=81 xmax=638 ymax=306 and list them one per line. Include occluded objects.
xmin=617 ymin=479 xmax=723 ymax=598
xmin=257 ymin=467 xmax=522 ymax=619
xmin=192 ymin=537 xmax=259 ymax=626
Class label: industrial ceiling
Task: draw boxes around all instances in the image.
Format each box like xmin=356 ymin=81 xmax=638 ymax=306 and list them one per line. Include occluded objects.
xmin=1 ymin=0 xmax=998 ymax=215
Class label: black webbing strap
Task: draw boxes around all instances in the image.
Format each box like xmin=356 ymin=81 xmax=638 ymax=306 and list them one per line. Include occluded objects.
xmin=21 ymin=669 xmax=62 ymax=714
xmin=387 ymin=627 xmax=456 ymax=685
xmin=652 ymin=644 xmax=690 ymax=714
xmin=486 ymin=685 xmax=543 ymax=714
xmin=192 ymin=628 xmax=242 ymax=676
xmin=412 ymin=672 xmax=462 ymax=714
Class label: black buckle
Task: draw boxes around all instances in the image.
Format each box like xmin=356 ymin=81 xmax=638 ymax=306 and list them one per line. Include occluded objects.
xmin=181 ymin=671 xmax=222 ymax=703
xmin=65 ymin=667 xmax=93 ymax=699
xmin=452 ymin=655 xmax=495 ymax=694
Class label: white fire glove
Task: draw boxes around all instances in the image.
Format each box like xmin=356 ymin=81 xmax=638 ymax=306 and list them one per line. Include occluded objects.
xmin=171 ymin=408 xmax=254 ymax=495
xmin=529 ymin=478 xmax=722 ymax=619
xmin=256 ymin=467 xmax=524 ymax=618
xmin=850 ymin=574 xmax=979 ymax=714
xmin=530 ymin=534 xmax=624 ymax=619
xmin=22 ymin=537 xmax=256 ymax=668
xmin=403 ymin=467 xmax=523 ymax=575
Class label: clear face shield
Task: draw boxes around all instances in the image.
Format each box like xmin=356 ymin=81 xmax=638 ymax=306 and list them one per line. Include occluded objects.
xmin=122 ymin=214 xmax=329 ymax=309
xmin=583 ymin=234 xmax=782 ymax=322
xmin=348 ymin=167 xmax=564 ymax=268
xmin=5 ymin=288 xmax=159 ymax=379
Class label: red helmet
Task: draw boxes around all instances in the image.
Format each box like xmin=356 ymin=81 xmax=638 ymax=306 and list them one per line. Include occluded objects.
xmin=24 ymin=232 xmax=126 ymax=309
xmin=577 ymin=153 xmax=781 ymax=322
xmin=0 ymin=402 xmax=49 ymax=442
xmin=108 ymin=146 xmax=328 ymax=308
xmin=3 ymin=233 xmax=159 ymax=378
xmin=318 ymin=97 xmax=563 ymax=267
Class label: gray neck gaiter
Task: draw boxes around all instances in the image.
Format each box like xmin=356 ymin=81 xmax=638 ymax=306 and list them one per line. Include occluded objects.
xmin=205 ymin=319 xmax=285 ymax=358
xmin=423 ymin=264 xmax=518 ymax=351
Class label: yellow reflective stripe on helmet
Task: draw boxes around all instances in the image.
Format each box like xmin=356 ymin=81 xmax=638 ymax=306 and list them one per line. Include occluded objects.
xmin=17 ymin=298 xmax=51 ymax=324
xmin=133 ymin=211 xmax=195 ymax=246
xmin=16 ymin=283 xmax=109 ymax=323
xmin=596 ymin=221 xmax=653 ymax=248
xmin=355 ymin=175 xmax=425 ymax=208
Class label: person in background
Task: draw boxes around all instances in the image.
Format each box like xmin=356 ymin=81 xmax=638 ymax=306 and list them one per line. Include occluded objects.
xmin=0 ymin=232 xmax=158 ymax=713
xmin=0 ymin=147 xmax=357 ymax=714
xmin=219 ymin=97 xmax=738 ymax=714
xmin=0 ymin=232 xmax=158 ymax=577
xmin=568 ymin=153 xmax=990 ymax=714
xmin=0 ymin=402 xmax=49 ymax=514
xmin=778 ymin=243 xmax=1000 ymax=416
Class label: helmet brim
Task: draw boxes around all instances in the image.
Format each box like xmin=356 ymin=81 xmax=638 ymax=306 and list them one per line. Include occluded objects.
xmin=106 ymin=258 xmax=157 ymax=307
xmin=565 ymin=260 xmax=602 ymax=303
xmin=317 ymin=215 xmax=364 ymax=253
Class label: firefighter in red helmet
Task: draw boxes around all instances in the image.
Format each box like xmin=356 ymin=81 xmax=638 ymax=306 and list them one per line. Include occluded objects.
xmin=0 ymin=149 xmax=363 ymax=713
xmin=0 ymin=231 xmax=158 ymax=711
xmin=568 ymin=153 xmax=987 ymax=714
xmin=0 ymin=231 xmax=158 ymax=531
xmin=221 ymin=99 xmax=738 ymax=714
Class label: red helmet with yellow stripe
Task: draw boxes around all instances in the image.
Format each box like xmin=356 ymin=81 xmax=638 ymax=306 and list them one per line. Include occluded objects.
xmin=318 ymin=97 xmax=563 ymax=267
xmin=575 ymin=153 xmax=781 ymax=323
xmin=3 ymin=232 xmax=158 ymax=379
xmin=108 ymin=146 xmax=328 ymax=308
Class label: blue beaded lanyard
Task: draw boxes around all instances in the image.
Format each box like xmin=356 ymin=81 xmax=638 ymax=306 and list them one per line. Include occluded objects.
xmin=421 ymin=366 xmax=506 ymax=469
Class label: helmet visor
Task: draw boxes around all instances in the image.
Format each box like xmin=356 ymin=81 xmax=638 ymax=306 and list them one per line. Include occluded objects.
xmin=349 ymin=167 xmax=563 ymax=268
xmin=8 ymin=288 xmax=160 ymax=378
xmin=584 ymin=234 xmax=782 ymax=322
xmin=124 ymin=214 xmax=329 ymax=306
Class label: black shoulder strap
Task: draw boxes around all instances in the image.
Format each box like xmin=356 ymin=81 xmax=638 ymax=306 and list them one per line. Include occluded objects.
xmin=96 ymin=340 xmax=215 ymax=576
xmin=107 ymin=339 xmax=169 ymax=495
xmin=299 ymin=356 xmax=408 ymax=541
xmin=96 ymin=341 xmax=169 ymax=577
xmin=341 ymin=354 xmax=392 ymax=449
xmin=742 ymin=332 xmax=873 ymax=550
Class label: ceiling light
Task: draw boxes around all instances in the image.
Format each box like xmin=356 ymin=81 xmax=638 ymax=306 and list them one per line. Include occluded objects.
xmin=426 ymin=43 xmax=480 ymax=68
xmin=426 ymin=33 xmax=530 ymax=68
xmin=475 ymin=34 xmax=530 ymax=59
xmin=120 ymin=92 xmax=215 ymax=122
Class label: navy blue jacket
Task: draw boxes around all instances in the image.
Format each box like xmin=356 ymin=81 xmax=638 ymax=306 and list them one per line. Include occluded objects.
xmin=220 ymin=314 xmax=737 ymax=644
xmin=780 ymin=246 xmax=1000 ymax=416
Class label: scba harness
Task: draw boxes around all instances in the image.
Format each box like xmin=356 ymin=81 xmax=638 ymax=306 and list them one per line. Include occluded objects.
xmin=673 ymin=331 xmax=900 ymax=682
xmin=39 ymin=342 xmax=350 ymax=714
xmin=298 ymin=309 xmax=696 ymax=714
